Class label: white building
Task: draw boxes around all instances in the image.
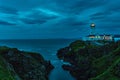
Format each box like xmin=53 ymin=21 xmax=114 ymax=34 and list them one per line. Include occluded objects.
xmin=87 ymin=35 xmax=114 ymax=41
xmin=85 ymin=23 xmax=114 ymax=41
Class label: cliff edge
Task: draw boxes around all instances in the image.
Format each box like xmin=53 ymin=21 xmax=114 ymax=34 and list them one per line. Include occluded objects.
xmin=0 ymin=46 xmax=54 ymax=80
xmin=57 ymin=40 xmax=120 ymax=80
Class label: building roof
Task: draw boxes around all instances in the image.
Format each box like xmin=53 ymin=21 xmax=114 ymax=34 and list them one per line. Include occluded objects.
xmin=87 ymin=34 xmax=113 ymax=37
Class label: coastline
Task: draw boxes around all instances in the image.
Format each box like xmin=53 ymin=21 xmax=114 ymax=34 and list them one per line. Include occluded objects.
xmin=0 ymin=46 xmax=54 ymax=80
xmin=57 ymin=40 xmax=120 ymax=80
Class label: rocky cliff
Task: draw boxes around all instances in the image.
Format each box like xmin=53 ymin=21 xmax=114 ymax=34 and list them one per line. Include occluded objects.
xmin=57 ymin=40 xmax=120 ymax=80
xmin=0 ymin=46 xmax=54 ymax=80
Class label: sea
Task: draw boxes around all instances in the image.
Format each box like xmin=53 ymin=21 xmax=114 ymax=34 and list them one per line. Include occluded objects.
xmin=0 ymin=39 xmax=76 ymax=80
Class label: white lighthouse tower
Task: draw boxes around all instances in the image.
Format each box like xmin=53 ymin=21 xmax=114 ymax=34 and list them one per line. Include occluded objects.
xmin=90 ymin=23 xmax=96 ymax=35
xmin=86 ymin=23 xmax=114 ymax=41
xmin=86 ymin=23 xmax=96 ymax=40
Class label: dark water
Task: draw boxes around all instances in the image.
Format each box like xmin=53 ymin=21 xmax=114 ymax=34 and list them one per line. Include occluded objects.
xmin=0 ymin=39 xmax=76 ymax=80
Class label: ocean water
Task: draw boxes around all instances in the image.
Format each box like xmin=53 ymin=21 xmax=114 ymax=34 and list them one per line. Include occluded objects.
xmin=0 ymin=39 xmax=76 ymax=80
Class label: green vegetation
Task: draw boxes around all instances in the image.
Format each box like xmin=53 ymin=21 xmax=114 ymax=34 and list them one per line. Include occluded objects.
xmin=57 ymin=40 xmax=120 ymax=80
xmin=0 ymin=46 xmax=53 ymax=80
xmin=91 ymin=47 xmax=120 ymax=80
xmin=0 ymin=46 xmax=17 ymax=80
xmin=0 ymin=55 xmax=17 ymax=80
xmin=70 ymin=40 xmax=86 ymax=52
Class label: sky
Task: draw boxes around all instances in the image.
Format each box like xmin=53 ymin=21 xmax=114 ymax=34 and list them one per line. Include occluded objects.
xmin=0 ymin=0 xmax=120 ymax=39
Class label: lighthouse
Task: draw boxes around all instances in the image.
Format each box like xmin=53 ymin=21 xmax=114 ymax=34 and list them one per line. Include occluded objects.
xmin=86 ymin=23 xmax=114 ymax=41
xmin=90 ymin=23 xmax=95 ymax=35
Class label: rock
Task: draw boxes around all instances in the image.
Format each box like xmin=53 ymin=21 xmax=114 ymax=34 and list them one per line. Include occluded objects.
xmin=0 ymin=46 xmax=54 ymax=80
xmin=57 ymin=47 xmax=70 ymax=59
xmin=62 ymin=64 xmax=74 ymax=71
xmin=57 ymin=40 xmax=120 ymax=80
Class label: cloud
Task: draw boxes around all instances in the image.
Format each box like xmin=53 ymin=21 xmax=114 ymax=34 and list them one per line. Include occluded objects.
xmin=42 ymin=16 xmax=89 ymax=34
xmin=89 ymin=0 xmax=120 ymax=21
xmin=0 ymin=20 xmax=16 ymax=25
xmin=50 ymin=0 xmax=108 ymax=15
xmin=20 ymin=18 xmax=46 ymax=24
xmin=0 ymin=6 xmax=18 ymax=15
xmin=90 ymin=10 xmax=120 ymax=22
xmin=90 ymin=12 xmax=110 ymax=20
xmin=107 ymin=0 xmax=120 ymax=12
xmin=0 ymin=0 xmax=120 ymax=39
xmin=18 ymin=8 xmax=61 ymax=24
xmin=55 ymin=17 xmax=88 ymax=27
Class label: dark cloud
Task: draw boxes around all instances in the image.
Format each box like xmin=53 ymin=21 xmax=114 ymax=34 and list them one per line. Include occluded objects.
xmin=108 ymin=6 xmax=120 ymax=13
xmin=90 ymin=11 xmax=120 ymax=22
xmin=21 ymin=18 xmax=46 ymax=24
xmin=91 ymin=12 xmax=109 ymax=17
xmin=40 ymin=0 xmax=107 ymax=15
xmin=107 ymin=0 xmax=120 ymax=12
xmin=53 ymin=17 xmax=88 ymax=31
xmin=0 ymin=20 xmax=16 ymax=25
xmin=90 ymin=12 xmax=110 ymax=20
xmin=19 ymin=9 xmax=59 ymax=24
xmin=26 ymin=10 xmax=58 ymax=20
xmin=0 ymin=6 xmax=18 ymax=14
xmin=0 ymin=0 xmax=120 ymax=39
xmin=53 ymin=0 xmax=108 ymax=14
xmin=90 ymin=0 xmax=120 ymax=21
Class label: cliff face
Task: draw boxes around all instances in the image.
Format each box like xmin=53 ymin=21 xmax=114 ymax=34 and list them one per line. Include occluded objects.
xmin=0 ymin=46 xmax=54 ymax=80
xmin=57 ymin=40 xmax=120 ymax=80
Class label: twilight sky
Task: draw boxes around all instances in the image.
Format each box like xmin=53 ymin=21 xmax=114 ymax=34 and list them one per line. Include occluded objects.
xmin=0 ymin=0 xmax=120 ymax=39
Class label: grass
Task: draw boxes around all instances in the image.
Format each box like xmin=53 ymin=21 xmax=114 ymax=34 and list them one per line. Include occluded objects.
xmin=70 ymin=40 xmax=86 ymax=52
xmin=90 ymin=47 xmax=120 ymax=80
xmin=0 ymin=55 xmax=16 ymax=80
xmin=91 ymin=58 xmax=120 ymax=80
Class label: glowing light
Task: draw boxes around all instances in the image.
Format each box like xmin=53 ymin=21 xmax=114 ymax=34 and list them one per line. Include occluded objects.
xmin=91 ymin=23 xmax=95 ymax=28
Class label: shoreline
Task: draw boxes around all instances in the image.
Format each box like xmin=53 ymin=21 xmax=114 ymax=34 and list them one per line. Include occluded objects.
xmin=57 ymin=40 xmax=120 ymax=80
xmin=0 ymin=46 xmax=54 ymax=80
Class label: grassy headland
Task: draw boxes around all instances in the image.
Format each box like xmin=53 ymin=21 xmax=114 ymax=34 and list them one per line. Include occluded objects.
xmin=57 ymin=40 xmax=120 ymax=80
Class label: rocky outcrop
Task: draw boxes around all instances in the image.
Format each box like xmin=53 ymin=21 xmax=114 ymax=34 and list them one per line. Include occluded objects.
xmin=57 ymin=40 xmax=120 ymax=80
xmin=0 ymin=46 xmax=54 ymax=80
